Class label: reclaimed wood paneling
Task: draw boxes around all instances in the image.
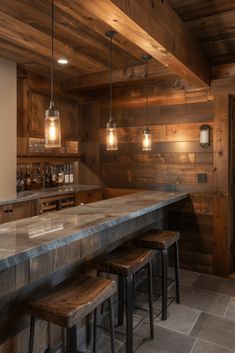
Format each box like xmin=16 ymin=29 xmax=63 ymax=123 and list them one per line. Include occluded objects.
xmin=99 ymin=96 xmax=214 ymax=273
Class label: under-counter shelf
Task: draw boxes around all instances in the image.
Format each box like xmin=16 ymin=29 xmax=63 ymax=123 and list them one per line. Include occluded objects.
xmin=39 ymin=194 xmax=75 ymax=214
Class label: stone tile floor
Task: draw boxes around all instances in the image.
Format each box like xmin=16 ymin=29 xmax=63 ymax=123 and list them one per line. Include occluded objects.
xmin=97 ymin=268 xmax=235 ymax=353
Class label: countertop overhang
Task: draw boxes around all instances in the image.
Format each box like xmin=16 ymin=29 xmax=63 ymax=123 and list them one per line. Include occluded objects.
xmin=0 ymin=184 xmax=100 ymax=206
xmin=0 ymin=191 xmax=188 ymax=271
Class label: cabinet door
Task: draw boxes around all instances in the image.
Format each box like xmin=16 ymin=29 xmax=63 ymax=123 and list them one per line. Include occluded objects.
xmin=76 ymin=189 xmax=102 ymax=205
xmin=2 ymin=201 xmax=37 ymax=223
xmin=29 ymin=90 xmax=48 ymax=138
xmin=59 ymin=98 xmax=79 ymax=140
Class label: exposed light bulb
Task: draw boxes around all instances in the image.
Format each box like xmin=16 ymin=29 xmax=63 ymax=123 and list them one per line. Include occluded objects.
xmin=45 ymin=108 xmax=61 ymax=148
xmin=49 ymin=120 xmax=56 ymax=141
xmin=106 ymin=122 xmax=118 ymax=151
xmin=142 ymin=128 xmax=151 ymax=151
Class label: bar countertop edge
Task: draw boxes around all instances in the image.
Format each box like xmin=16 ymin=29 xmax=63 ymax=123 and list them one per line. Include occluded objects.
xmin=0 ymin=191 xmax=188 ymax=271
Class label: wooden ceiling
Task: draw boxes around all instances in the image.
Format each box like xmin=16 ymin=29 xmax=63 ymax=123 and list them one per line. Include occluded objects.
xmin=0 ymin=0 xmax=234 ymax=91
xmin=169 ymin=0 xmax=235 ymax=65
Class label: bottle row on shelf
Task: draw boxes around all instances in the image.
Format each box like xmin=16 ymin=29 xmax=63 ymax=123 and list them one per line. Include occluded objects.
xmin=17 ymin=163 xmax=74 ymax=192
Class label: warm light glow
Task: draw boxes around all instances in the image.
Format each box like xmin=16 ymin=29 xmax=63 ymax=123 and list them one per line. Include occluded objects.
xmin=57 ymin=58 xmax=68 ymax=64
xmin=49 ymin=120 xmax=56 ymax=141
xmin=200 ymin=124 xmax=210 ymax=148
xmin=106 ymin=124 xmax=118 ymax=151
xmin=142 ymin=128 xmax=151 ymax=151
xmin=45 ymin=109 xmax=61 ymax=148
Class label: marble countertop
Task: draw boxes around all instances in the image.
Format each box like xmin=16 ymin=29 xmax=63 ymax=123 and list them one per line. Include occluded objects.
xmin=0 ymin=191 xmax=187 ymax=271
xmin=0 ymin=184 xmax=101 ymax=206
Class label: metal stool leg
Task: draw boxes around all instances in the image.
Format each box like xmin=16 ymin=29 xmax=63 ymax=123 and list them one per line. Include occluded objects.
xmin=118 ymin=275 xmax=124 ymax=326
xmin=66 ymin=326 xmax=77 ymax=353
xmin=125 ymin=274 xmax=133 ymax=353
xmin=161 ymin=249 xmax=168 ymax=321
xmin=29 ymin=316 xmax=36 ymax=353
xmin=108 ymin=298 xmax=115 ymax=353
xmin=174 ymin=241 xmax=180 ymax=304
xmin=93 ymin=309 xmax=97 ymax=353
xmin=147 ymin=262 xmax=154 ymax=339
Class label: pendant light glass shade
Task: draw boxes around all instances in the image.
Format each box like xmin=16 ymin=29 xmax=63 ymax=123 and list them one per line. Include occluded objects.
xmin=45 ymin=0 xmax=61 ymax=148
xmin=142 ymin=128 xmax=151 ymax=151
xmin=142 ymin=54 xmax=152 ymax=151
xmin=105 ymin=30 xmax=118 ymax=151
xmin=45 ymin=104 xmax=61 ymax=148
xmin=106 ymin=121 xmax=118 ymax=150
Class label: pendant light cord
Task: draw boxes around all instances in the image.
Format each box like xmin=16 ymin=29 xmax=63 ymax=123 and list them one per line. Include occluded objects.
xmin=50 ymin=0 xmax=54 ymax=108
xmin=145 ymin=59 xmax=149 ymax=129
xmin=109 ymin=35 xmax=113 ymax=122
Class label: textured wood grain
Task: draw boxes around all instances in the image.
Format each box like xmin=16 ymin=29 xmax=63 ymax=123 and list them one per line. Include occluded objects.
xmin=213 ymin=94 xmax=232 ymax=275
xmin=96 ymin=246 xmax=154 ymax=276
xmin=28 ymin=276 xmax=117 ymax=327
xmin=78 ymin=0 xmax=209 ymax=87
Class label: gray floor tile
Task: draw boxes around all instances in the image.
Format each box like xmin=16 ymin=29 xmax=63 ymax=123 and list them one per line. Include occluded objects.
xmin=168 ymin=267 xmax=200 ymax=287
xmin=225 ymin=298 xmax=235 ymax=321
xmin=193 ymin=274 xmax=235 ymax=296
xmin=190 ymin=312 xmax=235 ymax=351
xmin=135 ymin=322 xmax=195 ymax=353
xmin=191 ymin=339 xmax=235 ymax=353
xmin=177 ymin=285 xmax=231 ymax=316
xmin=155 ymin=303 xmax=201 ymax=335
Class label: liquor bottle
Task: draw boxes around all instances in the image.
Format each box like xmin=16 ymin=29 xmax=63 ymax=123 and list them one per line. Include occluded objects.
xmin=32 ymin=165 xmax=37 ymax=189
xmin=51 ymin=166 xmax=57 ymax=187
xmin=58 ymin=166 xmax=64 ymax=185
xmin=41 ymin=168 xmax=46 ymax=188
xmin=36 ymin=165 xmax=42 ymax=188
xmin=25 ymin=165 xmax=32 ymax=191
xmin=64 ymin=164 xmax=70 ymax=185
xmin=20 ymin=168 xmax=25 ymax=192
xmin=69 ymin=164 xmax=74 ymax=184
xmin=16 ymin=169 xmax=21 ymax=193
xmin=45 ymin=166 xmax=51 ymax=188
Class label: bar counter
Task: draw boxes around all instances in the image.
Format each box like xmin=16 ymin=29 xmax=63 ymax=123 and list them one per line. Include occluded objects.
xmin=0 ymin=190 xmax=187 ymax=349
xmin=0 ymin=190 xmax=187 ymax=271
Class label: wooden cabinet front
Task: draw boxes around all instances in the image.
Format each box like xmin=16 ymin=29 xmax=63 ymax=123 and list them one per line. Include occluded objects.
xmin=75 ymin=189 xmax=103 ymax=205
xmin=0 ymin=201 xmax=37 ymax=224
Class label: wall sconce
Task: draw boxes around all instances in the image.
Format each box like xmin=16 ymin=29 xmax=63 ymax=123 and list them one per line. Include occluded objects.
xmin=200 ymin=124 xmax=210 ymax=148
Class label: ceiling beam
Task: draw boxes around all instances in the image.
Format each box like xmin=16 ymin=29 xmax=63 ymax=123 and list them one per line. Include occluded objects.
xmin=0 ymin=10 xmax=108 ymax=74
xmin=56 ymin=0 xmax=146 ymax=63
xmin=61 ymin=62 xmax=176 ymax=92
xmin=76 ymin=0 xmax=210 ymax=87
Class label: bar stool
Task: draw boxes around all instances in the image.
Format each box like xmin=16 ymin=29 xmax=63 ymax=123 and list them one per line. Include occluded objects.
xmin=134 ymin=229 xmax=180 ymax=321
xmin=27 ymin=275 xmax=117 ymax=353
xmin=96 ymin=246 xmax=155 ymax=353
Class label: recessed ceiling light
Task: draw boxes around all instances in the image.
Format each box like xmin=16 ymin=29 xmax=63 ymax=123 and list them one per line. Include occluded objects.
xmin=57 ymin=58 xmax=68 ymax=64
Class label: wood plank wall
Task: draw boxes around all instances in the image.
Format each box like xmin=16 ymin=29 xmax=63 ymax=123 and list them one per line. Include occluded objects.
xmin=99 ymin=93 xmax=214 ymax=273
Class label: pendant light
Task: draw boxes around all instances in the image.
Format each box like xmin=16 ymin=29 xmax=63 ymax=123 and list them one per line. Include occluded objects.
xmin=45 ymin=0 xmax=61 ymax=148
xmin=105 ymin=30 xmax=118 ymax=151
xmin=142 ymin=54 xmax=152 ymax=151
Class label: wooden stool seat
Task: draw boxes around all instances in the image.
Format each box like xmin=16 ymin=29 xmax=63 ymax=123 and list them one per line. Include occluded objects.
xmin=96 ymin=246 xmax=155 ymax=276
xmin=28 ymin=276 xmax=117 ymax=328
xmin=135 ymin=229 xmax=180 ymax=250
xmin=134 ymin=229 xmax=180 ymax=321
xmin=96 ymin=245 xmax=154 ymax=353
